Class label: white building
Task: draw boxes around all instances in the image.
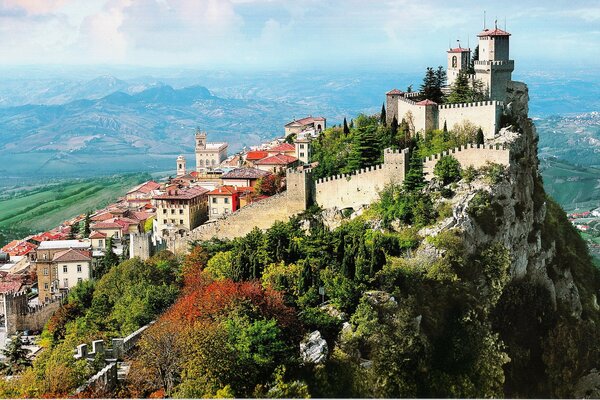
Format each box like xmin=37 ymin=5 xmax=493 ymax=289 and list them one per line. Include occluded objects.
xmin=53 ymin=248 xmax=93 ymax=290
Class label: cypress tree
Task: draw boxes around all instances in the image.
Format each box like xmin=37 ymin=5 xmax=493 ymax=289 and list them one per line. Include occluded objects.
xmin=349 ymin=119 xmax=354 ymax=129
xmin=83 ymin=212 xmax=91 ymax=237
xmin=343 ymin=117 xmax=350 ymax=134
xmin=380 ymin=103 xmax=387 ymax=126
xmin=391 ymin=115 xmax=398 ymax=145
xmin=468 ymin=44 xmax=479 ymax=74
xmin=403 ymin=147 xmax=425 ymax=192
xmin=346 ymin=126 xmax=380 ymax=172
xmin=442 ymin=120 xmax=449 ymax=142
xmin=98 ymin=236 xmax=119 ymax=278
xmin=476 ymin=127 xmax=485 ymax=145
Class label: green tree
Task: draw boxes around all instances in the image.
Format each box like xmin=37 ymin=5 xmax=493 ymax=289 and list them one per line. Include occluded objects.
xmin=390 ymin=116 xmax=398 ymax=145
xmin=98 ymin=236 xmax=119 ymax=278
xmin=403 ymin=148 xmax=425 ymax=192
xmin=435 ymin=66 xmax=447 ymax=92
xmin=343 ymin=117 xmax=349 ymax=134
xmin=468 ymin=45 xmax=479 ymax=74
xmin=83 ymin=212 xmax=91 ymax=237
xmin=68 ymin=221 xmax=80 ymax=239
xmin=0 ymin=333 xmax=31 ymax=375
xmin=447 ymin=70 xmax=471 ymax=103
xmin=346 ymin=125 xmax=381 ymax=172
xmin=476 ymin=128 xmax=485 ymax=145
xmin=434 ymin=155 xmax=462 ymax=185
xmin=380 ymin=103 xmax=387 ymax=126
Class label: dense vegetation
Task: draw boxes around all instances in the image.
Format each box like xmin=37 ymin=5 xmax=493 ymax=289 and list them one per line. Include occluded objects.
xmin=0 ymin=252 xmax=180 ymax=397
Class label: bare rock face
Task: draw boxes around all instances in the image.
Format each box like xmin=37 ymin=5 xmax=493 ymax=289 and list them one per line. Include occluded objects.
xmin=300 ymin=330 xmax=328 ymax=364
xmin=574 ymin=369 xmax=600 ymax=399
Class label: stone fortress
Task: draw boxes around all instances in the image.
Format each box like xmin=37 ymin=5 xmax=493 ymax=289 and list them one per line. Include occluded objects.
xmin=166 ymin=24 xmax=520 ymax=254
xmin=386 ymin=22 xmax=514 ymax=139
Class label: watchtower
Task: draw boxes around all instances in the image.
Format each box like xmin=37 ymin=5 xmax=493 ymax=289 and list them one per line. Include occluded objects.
xmin=474 ymin=22 xmax=514 ymax=101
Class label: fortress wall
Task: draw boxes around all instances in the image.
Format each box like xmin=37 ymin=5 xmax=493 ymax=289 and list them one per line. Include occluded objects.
xmin=423 ymin=144 xmax=510 ymax=181
xmin=397 ymin=97 xmax=428 ymax=133
xmin=437 ymin=101 xmax=503 ymax=139
xmin=315 ymin=155 xmax=408 ymax=210
xmin=168 ymin=192 xmax=294 ymax=253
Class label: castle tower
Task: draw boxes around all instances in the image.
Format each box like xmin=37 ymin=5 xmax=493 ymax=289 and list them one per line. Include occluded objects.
xmin=447 ymin=46 xmax=470 ymax=87
xmin=176 ymin=155 xmax=186 ymax=176
xmin=474 ymin=23 xmax=514 ymax=101
xmin=194 ymin=128 xmax=228 ymax=173
xmin=195 ymin=128 xmax=207 ymax=173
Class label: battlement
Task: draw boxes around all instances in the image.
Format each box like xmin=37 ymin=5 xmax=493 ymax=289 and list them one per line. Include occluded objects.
xmin=437 ymin=100 xmax=503 ymax=110
xmin=315 ymin=164 xmax=385 ymax=185
xmin=397 ymin=96 xmax=419 ymax=106
xmin=474 ymin=60 xmax=514 ymax=67
xmin=405 ymin=92 xmax=421 ymax=99
xmin=422 ymin=143 xmax=511 ymax=181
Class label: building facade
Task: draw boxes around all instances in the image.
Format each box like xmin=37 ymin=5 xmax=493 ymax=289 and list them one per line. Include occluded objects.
xmin=195 ymin=129 xmax=228 ymax=172
xmin=153 ymin=186 xmax=209 ymax=235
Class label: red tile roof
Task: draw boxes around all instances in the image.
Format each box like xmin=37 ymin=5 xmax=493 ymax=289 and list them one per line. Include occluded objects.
xmin=132 ymin=211 xmax=153 ymax=221
xmin=386 ymin=88 xmax=404 ymax=95
xmin=208 ymin=186 xmax=238 ymax=196
xmin=1 ymin=240 xmax=37 ymax=256
xmin=89 ymin=231 xmax=107 ymax=239
xmin=269 ymin=143 xmax=295 ymax=153
xmin=91 ymin=221 xmax=123 ymax=230
xmin=52 ymin=248 xmax=92 ymax=263
xmin=478 ymin=28 xmax=510 ymax=37
xmin=0 ymin=276 xmax=24 ymax=294
xmin=221 ymin=168 xmax=270 ymax=180
xmin=416 ymin=99 xmax=438 ymax=106
xmin=127 ymin=180 xmax=161 ymax=195
xmin=254 ymin=154 xmax=298 ymax=166
xmin=448 ymin=47 xmax=470 ymax=53
xmin=246 ymin=150 xmax=269 ymax=161
xmin=91 ymin=212 xmax=115 ymax=221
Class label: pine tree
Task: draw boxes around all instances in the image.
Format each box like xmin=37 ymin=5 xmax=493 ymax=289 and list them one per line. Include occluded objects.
xmin=68 ymin=221 xmax=80 ymax=239
xmin=343 ymin=117 xmax=350 ymax=134
xmin=0 ymin=333 xmax=31 ymax=375
xmin=83 ymin=212 xmax=91 ymax=237
xmin=476 ymin=127 xmax=485 ymax=145
xmin=468 ymin=44 xmax=479 ymax=74
xmin=346 ymin=126 xmax=380 ymax=172
xmin=447 ymin=70 xmax=472 ymax=103
xmin=435 ymin=66 xmax=447 ymax=90
xmin=380 ymin=103 xmax=387 ymax=126
xmin=420 ymin=67 xmax=437 ymax=100
xmin=403 ymin=147 xmax=425 ymax=192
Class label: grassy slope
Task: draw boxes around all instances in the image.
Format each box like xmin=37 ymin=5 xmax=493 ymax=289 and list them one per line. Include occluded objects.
xmin=540 ymin=158 xmax=600 ymax=212
xmin=0 ymin=174 xmax=148 ymax=235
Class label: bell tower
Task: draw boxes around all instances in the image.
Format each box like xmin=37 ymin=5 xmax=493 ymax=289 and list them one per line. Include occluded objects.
xmin=195 ymin=128 xmax=206 ymax=150
xmin=447 ymin=44 xmax=471 ymax=88
xmin=176 ymin=155 xmax=186 ymax=176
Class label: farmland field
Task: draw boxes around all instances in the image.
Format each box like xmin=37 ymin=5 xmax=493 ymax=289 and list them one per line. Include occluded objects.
xmin=0 ymin=173 xmax=151 ymax=247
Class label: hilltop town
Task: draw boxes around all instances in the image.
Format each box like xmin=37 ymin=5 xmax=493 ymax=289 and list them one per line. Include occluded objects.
xmin=1 ymin=24 xmax=600 ymax=399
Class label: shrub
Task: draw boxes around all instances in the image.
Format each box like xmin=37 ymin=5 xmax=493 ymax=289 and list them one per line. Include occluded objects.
xmin=434 ymin=156 xmax=462 ymax=186
xmin=480 ymin=162 xmax=506 ymax=184
xmin=463 ymin=165 xmax=478 ymax=183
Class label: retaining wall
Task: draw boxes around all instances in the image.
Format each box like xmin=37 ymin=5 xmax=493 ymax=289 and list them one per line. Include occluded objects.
xmin=438 ymin=101 xmax=503 ymax=139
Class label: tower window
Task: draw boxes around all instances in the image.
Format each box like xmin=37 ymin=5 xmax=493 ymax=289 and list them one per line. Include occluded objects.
xmin=452 ymin=56 xmax=457 ymax=68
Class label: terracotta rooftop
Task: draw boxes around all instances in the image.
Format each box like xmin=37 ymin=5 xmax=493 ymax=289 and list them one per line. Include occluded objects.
xmin=416 ymin=99 xmax=438 ymax=106
xmin=254 ymin=154 xmax=298 ymax=165
xmin=448 ymin=47 xmax=470 ymax=53
xmin=208 ymin=186 xmax=238 ymax=196
xmin=52 ymin=248 xmax=92 ymax=263
xmin=89 ymin=231 xmax=107 ymax=239
xmin=127 ymin=180 xmax=161 ymax=195
xmin=246 ymin=150 xmax=269 ymax=161
xmin=153 ymin=186 xmax=209 ymax=200
xmin=91 ymin=221 xmax=123 ymax=230
xmin=221 ymin=167 xmax=270 ymax=180
xmin=91 ymin=212 xmax=114 ymax=221
xmin=269 ymin=143 xmax=295 ymax=153
xmin=386 ymin=89 xmax=404 ymax=95
xmin=478 ymin=28 xmax=510 ymax=37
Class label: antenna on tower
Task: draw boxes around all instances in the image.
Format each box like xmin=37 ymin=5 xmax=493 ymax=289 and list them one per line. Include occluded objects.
xmin=483 ymin=10 xmax=486 ymax=29
xmin=504 ymin=17 xmax=507 ymax=31
xmin=495 ymin=17 xmax=498 ymax=30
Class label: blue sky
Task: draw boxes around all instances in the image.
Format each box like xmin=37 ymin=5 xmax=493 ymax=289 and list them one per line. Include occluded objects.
xmin=0 ymin=0 xmax=599 ymax=71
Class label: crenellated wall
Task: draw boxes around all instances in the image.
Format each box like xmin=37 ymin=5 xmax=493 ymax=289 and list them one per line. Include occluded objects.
xmin=315 ymin=148 xmax=409 ymax=210
xmin=422 ymin=144 xmax=510 ymax=180
xmin=438 ymin=101 xmax=503 ymax=139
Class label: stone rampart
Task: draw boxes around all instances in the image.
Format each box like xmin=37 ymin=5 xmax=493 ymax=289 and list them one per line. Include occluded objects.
xmin=315 ymin=148 xmax=409 ymax=210
xmin=438 ymin=101 xmax=503 ymax=139
xmin=423 ymin=144 xmax=510 ymax=180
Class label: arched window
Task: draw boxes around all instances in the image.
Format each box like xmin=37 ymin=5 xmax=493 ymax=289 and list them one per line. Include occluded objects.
xmin=452 ymin=56 xmax=457 ymax=68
